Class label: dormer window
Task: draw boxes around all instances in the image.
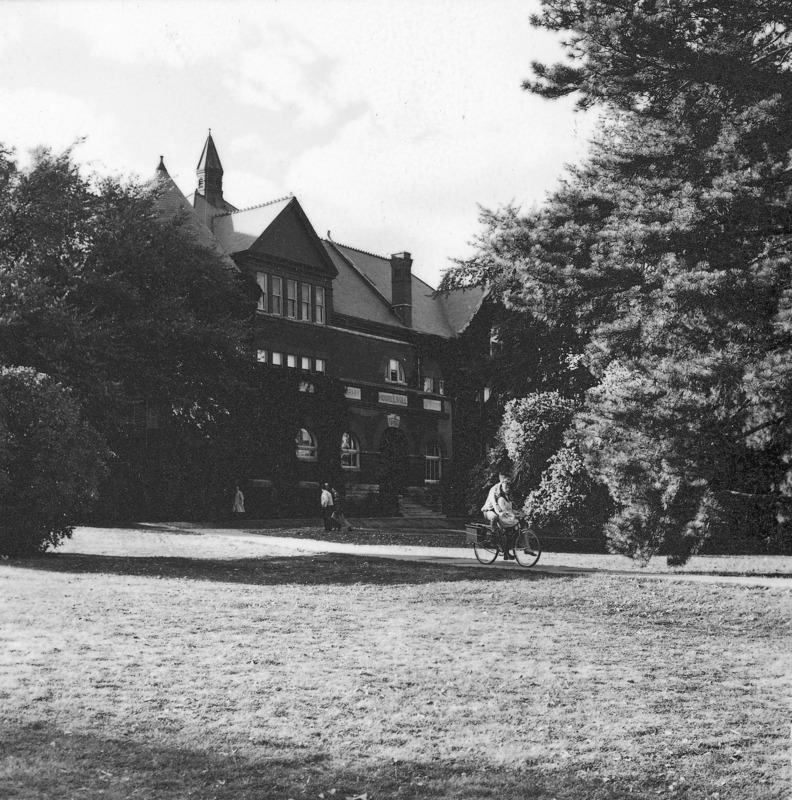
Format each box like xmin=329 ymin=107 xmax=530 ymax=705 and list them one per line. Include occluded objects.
xmin=386 ymin=359 xmax=406 ymax=384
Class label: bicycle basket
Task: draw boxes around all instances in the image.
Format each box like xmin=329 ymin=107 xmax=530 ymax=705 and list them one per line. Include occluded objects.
xmin=465 ymin=523 xmax=489 ymax=544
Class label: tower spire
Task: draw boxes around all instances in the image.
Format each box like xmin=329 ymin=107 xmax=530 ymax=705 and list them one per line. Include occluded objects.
xmin=196 ymin=130 xmax=224 ymax=207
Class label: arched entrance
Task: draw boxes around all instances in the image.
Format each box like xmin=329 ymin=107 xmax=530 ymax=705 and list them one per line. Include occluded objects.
xmin=379 ymin=427 xmax=409 ymax=514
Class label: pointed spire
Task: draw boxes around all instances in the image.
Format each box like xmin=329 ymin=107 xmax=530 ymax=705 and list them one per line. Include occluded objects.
xmin=156 ymin=155 xmax=169 ymax=177
xmin=196 ymin=130 xmax=224 ymax=208
xmin=196 ymin=130 xmax=223 ymax=173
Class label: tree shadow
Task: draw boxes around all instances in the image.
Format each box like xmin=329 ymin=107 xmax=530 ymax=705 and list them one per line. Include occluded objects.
xmin=1 ymin=720 xmax=656 ymax=799
xmin=3 ymin=551 xmax=569 ymax=588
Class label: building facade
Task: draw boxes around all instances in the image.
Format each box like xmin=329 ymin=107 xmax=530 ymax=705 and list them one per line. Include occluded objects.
xmin=155 ymin=133 xmax=486 ymax=511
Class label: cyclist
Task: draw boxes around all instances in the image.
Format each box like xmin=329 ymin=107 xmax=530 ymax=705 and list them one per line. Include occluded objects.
xmin=481 ymin=472 xmax=520 ymax=560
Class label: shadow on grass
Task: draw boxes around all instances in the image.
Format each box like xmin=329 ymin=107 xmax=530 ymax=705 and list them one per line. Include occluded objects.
xmin=0 ymin=720 xmax=654 ymax=800
xmin=4 ymin=551 xmax=569 ymax=588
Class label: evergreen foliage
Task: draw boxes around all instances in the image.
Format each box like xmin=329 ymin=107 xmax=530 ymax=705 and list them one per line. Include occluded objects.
xmin=0 ymin=367 xmax=109 ymax=556
xmin=446 ymin=1 xmax=792 ymax=560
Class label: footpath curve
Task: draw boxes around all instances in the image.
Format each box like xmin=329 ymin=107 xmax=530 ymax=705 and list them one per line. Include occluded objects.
xmin=192 ymin=527 xmax=792 ymax=590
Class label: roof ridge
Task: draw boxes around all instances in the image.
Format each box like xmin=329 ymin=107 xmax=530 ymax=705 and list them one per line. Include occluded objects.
xmin=330 ymin=240 xmax=389 ymax=262
xmin=215 ymin=194 xmax=293 ymax=217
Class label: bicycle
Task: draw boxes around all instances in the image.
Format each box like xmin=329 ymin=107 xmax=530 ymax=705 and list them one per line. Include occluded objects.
xmin=466 ymin=519 xmax=542 ymax=568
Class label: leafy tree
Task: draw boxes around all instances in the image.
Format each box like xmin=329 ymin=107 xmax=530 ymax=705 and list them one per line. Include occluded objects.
xmin=0 ymin=367 xmax=109 ymax=556
xmin=0 ymin=145 xmax=255 ymax=519
xmin=485 ymin=1 xmax=792 ymax=562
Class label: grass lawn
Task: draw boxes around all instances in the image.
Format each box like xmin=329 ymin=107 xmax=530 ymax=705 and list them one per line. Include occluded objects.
xmin=1 ymin=527 xmax=790 ymax=799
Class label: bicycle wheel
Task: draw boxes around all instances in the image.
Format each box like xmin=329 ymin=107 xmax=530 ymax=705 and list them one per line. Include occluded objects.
xmin=473 ymin=534 xmax=499 ymax=564
xmin=513 ymin=527 xmax=541 ymax=568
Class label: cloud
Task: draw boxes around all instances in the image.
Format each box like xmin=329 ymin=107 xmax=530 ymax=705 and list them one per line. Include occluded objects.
xmin=0 ymin=86 xmax=119 ymax=173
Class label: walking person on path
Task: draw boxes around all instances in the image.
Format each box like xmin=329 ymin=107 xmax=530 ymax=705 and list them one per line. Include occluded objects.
xmin=232 ymin=485 xmax=245 ymax=518
xmin=320 ymin=483 xmax=341 ymax=531
xmin=331 ymin=485 xmax=353 ymax=532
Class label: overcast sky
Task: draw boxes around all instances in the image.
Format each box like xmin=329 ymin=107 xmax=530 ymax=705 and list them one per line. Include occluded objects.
xmin=1 ymin=0 xmax=596 ymax=288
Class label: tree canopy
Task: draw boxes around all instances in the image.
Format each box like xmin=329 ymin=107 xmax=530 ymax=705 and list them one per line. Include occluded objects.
xmin=0 ymin=145 xmax=256 ymax=521
xmin=444 ymin=0 xmax=792 ymax=561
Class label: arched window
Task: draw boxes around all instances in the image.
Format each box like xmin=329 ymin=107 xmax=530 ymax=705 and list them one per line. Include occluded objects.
xmin=341 ymin=432 xmax=360 ymax=470
xmin=386 ymin=358 xmax=406 ymax=384
xmin=296 ymin=428 xmax=317 ymax=461
xmin=425 ymin=442 xmax=442 ymax=483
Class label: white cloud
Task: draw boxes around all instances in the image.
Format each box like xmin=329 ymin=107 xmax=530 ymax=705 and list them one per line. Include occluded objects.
xmin=0 ymin=86 xmax=120 ymax=173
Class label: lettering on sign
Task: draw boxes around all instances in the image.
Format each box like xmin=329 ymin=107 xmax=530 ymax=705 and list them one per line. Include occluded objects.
xmin=345 ymin=386 xmax=362 ymax=400
xmin=423 ymin=398 xmax=442 ymax=412
xmin=378 ymin=392 xmax=408 ymax=406
xmin=387 ymin=414 xmax=400 ymax=428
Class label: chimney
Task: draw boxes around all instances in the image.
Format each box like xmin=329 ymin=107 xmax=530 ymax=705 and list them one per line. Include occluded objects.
xmin=390 ymin=251 xmax=413 ymax=327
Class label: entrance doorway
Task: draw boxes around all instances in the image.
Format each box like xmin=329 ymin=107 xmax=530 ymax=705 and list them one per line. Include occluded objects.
xmin=379 ymin=427 xmax=409 ymax=514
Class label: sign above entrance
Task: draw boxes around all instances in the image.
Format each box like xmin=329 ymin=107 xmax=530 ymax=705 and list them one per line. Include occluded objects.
xmin=378 ymin=391 xmax=408 ymax=406
xmin=345 ymin=386 xmax=362 ymax=400
xmin=387 ymin=414 xmax=401 ymax=428
xmin=423 ymin=398 xmax=442 ymax=412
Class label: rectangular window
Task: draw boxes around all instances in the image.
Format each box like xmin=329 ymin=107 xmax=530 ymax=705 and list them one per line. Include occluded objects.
xmin=315 ymin=286 xmax=325 ymax=324
xmin=301 ymin=356 xmax=311 ymax=371
xmin=271 ymin=352 xmax=283 ymax=366
xmin=423 ymin=377 xmax=434 ymax=393
xmin=257 ymin=349 xmax=268 ymax=363
xmin=287 ymin=354 xmax=296 ymax=368
xmin=438 ymin=380 xmax=445 ymax=396
xmin=271 ymin=276 xmax=282 ymax=315
xmin=256 ymin=272 xmax=268 ymax=312
xmin=286 ymin=280 xmax=297 ymax=318
xmin=315 ymin=358 xmax=326 ymax=373
xmin=301 ymin=283 xmax=311 ymax=320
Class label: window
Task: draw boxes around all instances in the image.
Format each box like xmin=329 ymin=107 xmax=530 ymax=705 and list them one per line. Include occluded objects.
xmin=301 ymin=356 xmax=311 ymax=371
xmin=423 ymin=377 xmax=434 ymax=393
xmin=286 ymin=280 xmax=297 ymax=318
xmin=299 ymin=381 xmax=315 ymax=393
xmin=483 ymin=387 xmax=491 ymax=402
xmin=438 ymin=380 xmax=445 ymax=396
xmin=315 ymin=286 xmax=325 ymax=324
xmin=425 ymin=442 xmax=442 ymax=482
xmin=271 ymin=352 xmax=283 ymax=366
xmin=341 ymin=432 xmax=360 ymax=469
xmin=301 ymin=284 xmax=311 ymax=320
xmin=271 ymin=276 xmax=282 ymax=315
xmin=315 ymin=358 xmax=326 ymax=373
xmin=257 ymin=349 xmax=268 ymax=363
xmin=296 ymin=428 xmax=317 ymax=461
xmin=386 ymin=359 xmax=406 ymax=384
xmin=287 ymin=354 xmax=296 ymax=368
xmin=257 ymin=272 xmax=268 ymax=312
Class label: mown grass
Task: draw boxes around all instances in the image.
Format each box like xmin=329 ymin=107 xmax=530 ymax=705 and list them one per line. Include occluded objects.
xmin=1 ymin=528 xmax=790 ymax=799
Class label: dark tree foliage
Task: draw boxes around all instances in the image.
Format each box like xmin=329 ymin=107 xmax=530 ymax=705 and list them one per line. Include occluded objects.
xmin=0 ymin=367 xmax=109 ymax=556
xmin=0 ymin=145 xmax=256 ymax=520
xmin=476 ymin=0 xmax=792 ymax=562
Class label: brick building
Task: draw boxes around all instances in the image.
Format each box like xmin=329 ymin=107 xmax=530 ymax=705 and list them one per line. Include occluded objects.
xmin=155 ymin=132 xmax=485 ymax=511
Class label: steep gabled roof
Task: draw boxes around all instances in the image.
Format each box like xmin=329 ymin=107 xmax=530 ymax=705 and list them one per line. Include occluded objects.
xmin=323 ymin=241 xmax=406 ymax=328
xmin=436 ymin=284 xmax=488 ymax=334
xmin=327 ymin=242 xmax=461 ymax=337
xmin=212 ymin=197 xmax=293 ymax=254
xmin=151 ymin=158 xmax=238 ymax=272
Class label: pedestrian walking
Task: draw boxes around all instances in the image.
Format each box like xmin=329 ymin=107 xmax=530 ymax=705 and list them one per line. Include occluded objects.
xmin=232 ymin=485 xmax=245 ymax=518
xmin=331 ymin=485 xmax=353 ymax=532
xmin=320 ymin=482 xmax=340 ymax=531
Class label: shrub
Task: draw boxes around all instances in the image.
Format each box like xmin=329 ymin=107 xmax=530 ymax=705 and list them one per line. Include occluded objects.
xmin=524 ymin=446 xmax=611 ymax=542
xmin=501 ymin=393 xmax=576 ymax=491
xmin=0 ymin=368 xmax=109 ymax=557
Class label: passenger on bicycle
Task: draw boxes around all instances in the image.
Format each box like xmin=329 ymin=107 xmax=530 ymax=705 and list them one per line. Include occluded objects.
xmin=481 ymin=473 xmax=521 ymax=561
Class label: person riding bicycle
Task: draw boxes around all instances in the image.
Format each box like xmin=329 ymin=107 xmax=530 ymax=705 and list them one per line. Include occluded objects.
xmin=481 ymin=472 xmax=522 ymax=561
